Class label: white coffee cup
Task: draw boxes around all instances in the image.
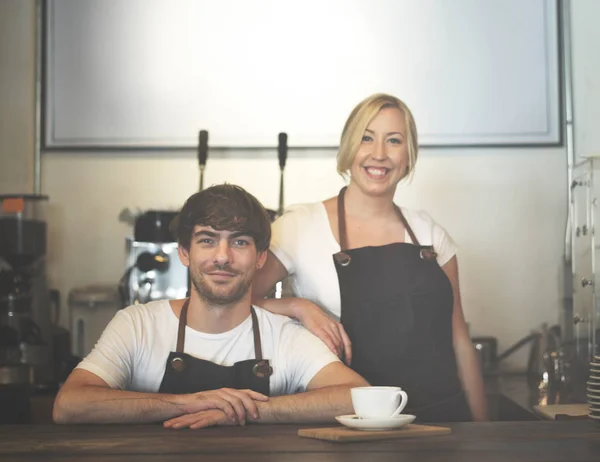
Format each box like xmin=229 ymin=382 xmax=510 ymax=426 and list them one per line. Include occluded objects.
xmin=351 ymin=386 xmax=408 ymax=419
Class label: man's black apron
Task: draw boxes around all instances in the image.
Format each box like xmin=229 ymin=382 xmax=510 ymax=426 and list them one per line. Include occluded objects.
xmin=158 ymin=299 xmax=272 ymax=395
xmin=333 ymin=187 xmax=471 ymax=422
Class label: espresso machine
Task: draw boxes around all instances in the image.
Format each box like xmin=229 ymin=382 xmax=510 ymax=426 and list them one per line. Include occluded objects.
xmin=119 ymin=210 xmax=188 ymax=307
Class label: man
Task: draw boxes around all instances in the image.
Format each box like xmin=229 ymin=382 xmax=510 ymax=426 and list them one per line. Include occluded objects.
xmin=53 ymin=184 xmax=368 ymax=429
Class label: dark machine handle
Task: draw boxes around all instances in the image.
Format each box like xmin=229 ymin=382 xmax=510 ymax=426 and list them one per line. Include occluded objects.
xmin=277 ymin=133 xmax=288 ymax=216
xmin=198 ymin=130 xmax=209 ymax=167
xmin=278 ymin=132 xmax=288 ymax=170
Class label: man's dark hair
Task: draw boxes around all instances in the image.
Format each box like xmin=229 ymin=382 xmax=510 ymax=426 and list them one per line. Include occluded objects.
xmin=174 ymin=184 xmax=271 ymax=252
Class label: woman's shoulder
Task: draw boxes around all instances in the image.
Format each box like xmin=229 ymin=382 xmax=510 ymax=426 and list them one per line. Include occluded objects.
xmin=399 ymin=206 xmax=457 ymax=264
xmin=274 ymin=201 xmax=328 ymax=229
xmin=398 ymin=207 xmax=439 ymax=230
xmin=282 ymin=201 xmax=326 ymax=216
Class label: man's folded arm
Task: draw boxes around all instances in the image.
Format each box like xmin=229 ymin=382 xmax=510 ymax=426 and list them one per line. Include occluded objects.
xmin=53 ymin=369 xmax=268 ymax=424
xmin=250 ymin=361 xmax=369 ymax=424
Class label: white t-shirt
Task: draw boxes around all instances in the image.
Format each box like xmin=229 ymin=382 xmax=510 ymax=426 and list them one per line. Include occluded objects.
xmin=270 ymin=202 xmax=458 ymax=320
xmin=76 ymin=300 xmax=339 ymax=396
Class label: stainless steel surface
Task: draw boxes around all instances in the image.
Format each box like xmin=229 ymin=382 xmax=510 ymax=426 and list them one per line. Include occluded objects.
xmin=272 ymin=278 xmax=294 ymax=300
xmin=125 ymin=238 xmax=188 ymax=305
xmin=278 ymin=169 xmax=284 ymax=216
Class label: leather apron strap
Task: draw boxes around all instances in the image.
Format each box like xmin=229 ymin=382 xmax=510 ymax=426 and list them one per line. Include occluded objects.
xmin=336 ymin=186 xmax=424 ymax=250
xmin=175 ymin=299 xmax=190 ymax=353
xmin=250 ymin=305 xmax=263 ymax=360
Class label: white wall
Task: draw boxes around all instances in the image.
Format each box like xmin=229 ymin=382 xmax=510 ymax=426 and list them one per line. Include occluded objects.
xmin=7 ymin=1 xmax=600 ymax=372
xmin=0 ymin=0 xmax=35 ymax=194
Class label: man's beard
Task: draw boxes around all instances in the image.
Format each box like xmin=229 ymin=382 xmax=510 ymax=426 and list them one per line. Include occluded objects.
xmin=190 ymin=264 xmax=253 ymax=306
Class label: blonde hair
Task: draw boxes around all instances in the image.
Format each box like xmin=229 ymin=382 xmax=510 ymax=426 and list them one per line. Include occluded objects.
xmin=337 ymin=93 xmax=418 ymax=179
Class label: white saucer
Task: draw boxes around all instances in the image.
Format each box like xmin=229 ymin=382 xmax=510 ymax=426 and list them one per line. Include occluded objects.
xmin=335 ymin=414 xmax=416 ymax=431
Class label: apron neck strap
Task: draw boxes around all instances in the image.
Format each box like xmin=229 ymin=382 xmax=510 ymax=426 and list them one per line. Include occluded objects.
xmin=394 ymin=205 xmax=421 ymax=247
xmin=336 ymin=186 xmax=422 ymax=250
xmin=175 ymin=299 xmax=263 ymax=360
xmin=176 ymin=299 xmax=190 ymax=353
xmin=250 ymin=307 xmax=263 ymax=360
xmin=337 ymin=186 xmax=349 ymax=251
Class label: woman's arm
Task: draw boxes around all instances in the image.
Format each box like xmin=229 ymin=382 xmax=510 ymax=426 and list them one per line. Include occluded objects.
xmin=251 ymin=250 xmax=294 ymax=317
xmin=252 ymin=251 xmax=352 ymax=364
xmin=442 ymin=256 xmax=489 ymax=421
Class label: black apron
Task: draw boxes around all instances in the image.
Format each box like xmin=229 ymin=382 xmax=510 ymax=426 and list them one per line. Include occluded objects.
xmin=158 ymin=299 xmax=272 ymax=396
xmin=333 ymin=187 xmax=471 ymax=422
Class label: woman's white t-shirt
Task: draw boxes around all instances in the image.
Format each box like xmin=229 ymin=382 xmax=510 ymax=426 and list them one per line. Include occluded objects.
xmin=270 ymin=202 xmax=458 ymax=320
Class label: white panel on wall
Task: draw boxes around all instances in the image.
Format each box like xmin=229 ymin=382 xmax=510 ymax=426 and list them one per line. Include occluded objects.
xmin=45 ymin=0 xmax=559 ymax=148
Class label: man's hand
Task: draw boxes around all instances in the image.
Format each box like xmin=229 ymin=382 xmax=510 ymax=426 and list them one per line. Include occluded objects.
xmin=182 ymin=388 xmax=269 ymax=424
xmin=164 ymin=409 xmax=233 ymax=429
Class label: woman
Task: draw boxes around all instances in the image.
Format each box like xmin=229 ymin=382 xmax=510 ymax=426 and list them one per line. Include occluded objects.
xmin=252 ymin=93 xmax=487 ymax=422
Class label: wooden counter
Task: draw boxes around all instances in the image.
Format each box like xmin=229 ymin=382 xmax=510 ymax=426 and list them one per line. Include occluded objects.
xmin=0 ymin=421 xmax=599 ymax=462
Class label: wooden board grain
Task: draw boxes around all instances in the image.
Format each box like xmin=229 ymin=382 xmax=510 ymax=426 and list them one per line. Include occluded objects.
xmin=533 ymin=404 xmax=589 ymax=420
xmin=298 ymin=424 xmax=451 ymax=442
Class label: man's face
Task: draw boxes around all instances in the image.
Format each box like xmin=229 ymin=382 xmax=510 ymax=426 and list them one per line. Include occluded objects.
xmin=179 ymin=226 xmax=266 ymax=306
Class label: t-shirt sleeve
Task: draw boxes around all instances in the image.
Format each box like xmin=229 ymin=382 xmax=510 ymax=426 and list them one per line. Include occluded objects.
xmin=75 ymin=309 xmax=137 ymax=389
xmin=430 ymin=215 xmax=458 ymax=267
xmin=405 ymin=209 xmax=458 ymax=267
xmin=269 ymin=205 xmax=311 ymax=275
xmin=277 ymin=320 xmax=340 ymax=394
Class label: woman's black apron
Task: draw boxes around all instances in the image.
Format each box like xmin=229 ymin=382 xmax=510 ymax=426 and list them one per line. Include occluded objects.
xmin=158 ymin=299 xmax=272 ymax=396
xmin=333 ymin=187 xmax=471 ymax=422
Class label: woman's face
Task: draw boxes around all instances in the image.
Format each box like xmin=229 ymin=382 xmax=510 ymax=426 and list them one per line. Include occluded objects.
xmin=350 ymin=107 xmax=409 ymax=197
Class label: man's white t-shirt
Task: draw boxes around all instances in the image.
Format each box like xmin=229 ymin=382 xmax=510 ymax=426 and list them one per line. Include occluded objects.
xmin=270 ymin=202 xmax=458 ymax=321
xmin=76 ymin=300 xmax=340 ymax=396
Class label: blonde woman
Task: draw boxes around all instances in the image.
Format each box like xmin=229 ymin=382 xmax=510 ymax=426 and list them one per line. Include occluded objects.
xmin=252 ymin=93 xmax=487 ymax=422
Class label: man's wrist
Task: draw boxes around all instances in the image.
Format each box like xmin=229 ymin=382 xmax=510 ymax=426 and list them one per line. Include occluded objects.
xmin=159 ymin=393 xmax=191 ymax=414
xmin=247 ymin=399 xmax=272 ymax=423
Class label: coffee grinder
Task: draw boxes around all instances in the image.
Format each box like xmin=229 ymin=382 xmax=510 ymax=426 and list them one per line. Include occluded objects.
xmin=0 ymin=195 xmax=55 ymax=394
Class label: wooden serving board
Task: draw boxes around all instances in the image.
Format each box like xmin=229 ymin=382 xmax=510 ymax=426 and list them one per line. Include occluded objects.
xmin=533 ymin=404 xmax=589 ymax=420
xmin=298 ymin=424 xmax=451 ymax=442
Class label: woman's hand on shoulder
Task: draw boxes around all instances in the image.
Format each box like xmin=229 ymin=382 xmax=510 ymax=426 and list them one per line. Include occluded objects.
xmin=292 ymin=299 xmax=352 ymax=366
